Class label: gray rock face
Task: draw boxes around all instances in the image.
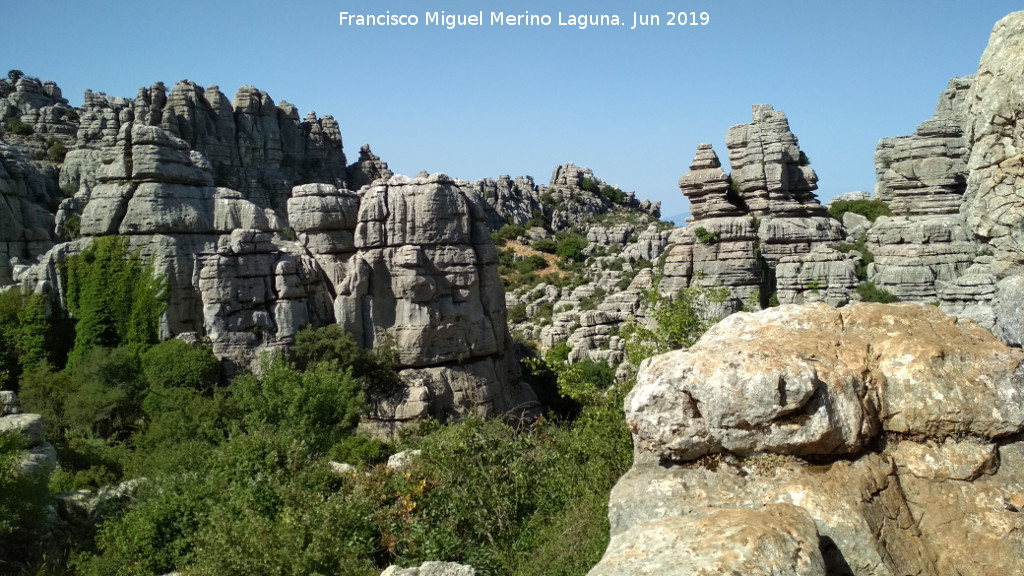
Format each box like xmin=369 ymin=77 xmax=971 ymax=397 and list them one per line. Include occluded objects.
xmin=875 ymin=77 xmax=972 ymax=216
xmin=726 ymin=105 xmax=825 ymax=218
xmin=961 ymin=12 xmax=1024 ymax=280
xmin=664 ymin=111 xmax=847 ymax=311
xmin=0 ymin=140 xmax=56 ymax=283
xmin=593 ymin=303 xmax=1024 ymax=576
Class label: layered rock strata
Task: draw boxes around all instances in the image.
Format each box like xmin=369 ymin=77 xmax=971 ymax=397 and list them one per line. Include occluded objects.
xmin=590 ymin=302 xmax=1024 ymax=575
xmin=663 ymin=108 xmax=853 ymax=309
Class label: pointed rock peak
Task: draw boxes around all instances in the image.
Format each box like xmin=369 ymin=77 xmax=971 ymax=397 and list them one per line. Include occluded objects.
xmin=304 ymin=111 xmax=318 ymax=123
xmin=689 ymin=143 xmax=722 ymax=171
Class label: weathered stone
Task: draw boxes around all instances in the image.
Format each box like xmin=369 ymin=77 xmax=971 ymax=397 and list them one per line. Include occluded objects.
xmin=628 ymin=303 xmax=1024 ymax=463
xmin=589 ymin=503 xmax=826 ymax=576
xmin=0 ymin=413 xmax=46 ymax=446
xmin=381 ymin=561 xmax=475 ymax=576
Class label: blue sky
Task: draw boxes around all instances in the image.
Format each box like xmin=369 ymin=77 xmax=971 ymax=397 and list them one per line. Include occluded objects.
xmin=4 ymin=1 xmax=1019 ymax=221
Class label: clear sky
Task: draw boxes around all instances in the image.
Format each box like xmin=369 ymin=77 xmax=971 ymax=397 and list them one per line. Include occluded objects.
xmin=4 ymin=1 xmax=1019 ymax=221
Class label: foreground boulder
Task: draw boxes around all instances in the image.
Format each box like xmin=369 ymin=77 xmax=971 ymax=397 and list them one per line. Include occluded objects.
xmin=591 ymin=302 xmax=1024 ymax=576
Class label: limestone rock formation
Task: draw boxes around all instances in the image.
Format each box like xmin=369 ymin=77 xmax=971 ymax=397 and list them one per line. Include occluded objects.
xmin=663 ymin=109 xmax=852 ymax=310
xmin=864 ymin=11 xmax=1024 ymax=342
xmin=590 ymin=302 xmax=1024 ymax=575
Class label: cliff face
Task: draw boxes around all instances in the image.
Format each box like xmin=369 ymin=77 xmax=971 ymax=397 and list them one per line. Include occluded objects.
xmin=865 ymin=10 xmax=1024 ymax=342
xmin=1 ymin=78 xmax=536 ymax=430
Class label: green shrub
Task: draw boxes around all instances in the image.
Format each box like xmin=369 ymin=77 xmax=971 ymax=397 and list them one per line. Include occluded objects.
xmin=294 ymin=324 xmax=398 ymax=400
xmin=61 ymin=236 xmax=166 ymax=367
xmin=555 ymin=232 xmax=588 ymax=263
xmin=508 ymin=302 xmax=527 ymax=323
xmin=515 ymin=254 xmax=547 ymax=275
xmin=532 ymin=238 xmax=557 ymax=254
xmin=495 ymin=223 xmax=526 ymax=243
xmin=599 ymin=185 xmax=625 ymax=204
xmin=46 ymin=137 xmax=67 ymax=163
xmin=329 ymin=434 xmax=392 ymax=467
xmin=233 ymin=356 xmax=364 ymax=451
xmin=835 ymin=233 xmax=874 ymax=281
xmin=535 ymin=301 xmax=555 ymax=325
xmin=141 ymin=339 xmax=220 ymax=392
xmin=856 ymin=281 xmax=900 ymax=303
xmin=62 ymin=213 xmax=81 ymax=240
xmin=828 ymin=199 xmax=892 ymax=223
xmin=63 ymin=108 xmax=80 ymax=122
xmin=580 ymin=178 xmax=600 ymax=193
xmin=623 ymin=278 xmax=728 ymax=365
xmin=693 ymin=227 xmax=719 ymax=244
xmin=3 ymin=116 xmax=33 ymax=136
xmin=0 ymin=431 xmax=51 ymax=540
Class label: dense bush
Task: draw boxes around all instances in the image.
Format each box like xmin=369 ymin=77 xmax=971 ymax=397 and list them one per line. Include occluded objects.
xmin=61 ymin=236 xmax=166 ymax=367
xmin=46 ymin=137 xmax=68 ymax=163
xmin=554 ymin=232 xmax=588 ymax=263
xmin=493 ymin=223 xmax=526 ymax=243
xmin=828 ymin=199 xmax=892 ymax=223
xmin=599 ymin=185 xmax=625 ymax=204
xmin=580 ymin=178 xmax=600 ymax=193
xmin=532 ymin=238 xmax=557 ymax=254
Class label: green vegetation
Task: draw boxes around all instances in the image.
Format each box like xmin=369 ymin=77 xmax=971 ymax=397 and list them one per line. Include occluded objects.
xmin=828 ymin=199 xmax=892 ymax=223
xmin=4 ymin=116 xmax=34 ymax=136
xmin=493 ymin=223 xmax=526 ymax=244
xmin=856 ymin=281 xmax=900 ymax=303
xmin=835 ymin=233 xmax=874 ymax=281
xmin=0 ymin=224 xmax=734 ymax=574
xmin=61 ymin=236 xmax=166 ymax=367
xmin=63 ymin=108 xmax=80 ymax=122
xmin=46 ymin=137 xmax=67 ymax=163
xmin=599 ymin=185 xmax=625 ymax=204
xmin=555 ymin=232 xmax=588 ymax=263
xmin=580 ymin=178 xmax=600 ymax=194
xmin=693 ymin=226 xmax=719 ymax=244
xmin=622 ymin=278 xmax=728 ymax=365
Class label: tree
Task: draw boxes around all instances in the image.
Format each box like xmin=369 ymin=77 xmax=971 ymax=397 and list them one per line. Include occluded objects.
xmin=7 ymin=69 xmax=23 ymax=84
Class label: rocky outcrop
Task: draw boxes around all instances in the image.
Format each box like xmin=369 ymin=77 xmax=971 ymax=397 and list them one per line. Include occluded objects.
xmin=863 ymin=11 xmax=1024 ymax=342
xmin=0 ymin=140 xmax=57 ymax=284
xmin=0 ymin=391 xmax=57 ymax=479
xmin=591 ymin=303 xmax=1024 ymax=575
xmin=868 ymin=77 xmax=980 ymax=306
xmin=663 ymin=108 xmax=852 ymax=310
